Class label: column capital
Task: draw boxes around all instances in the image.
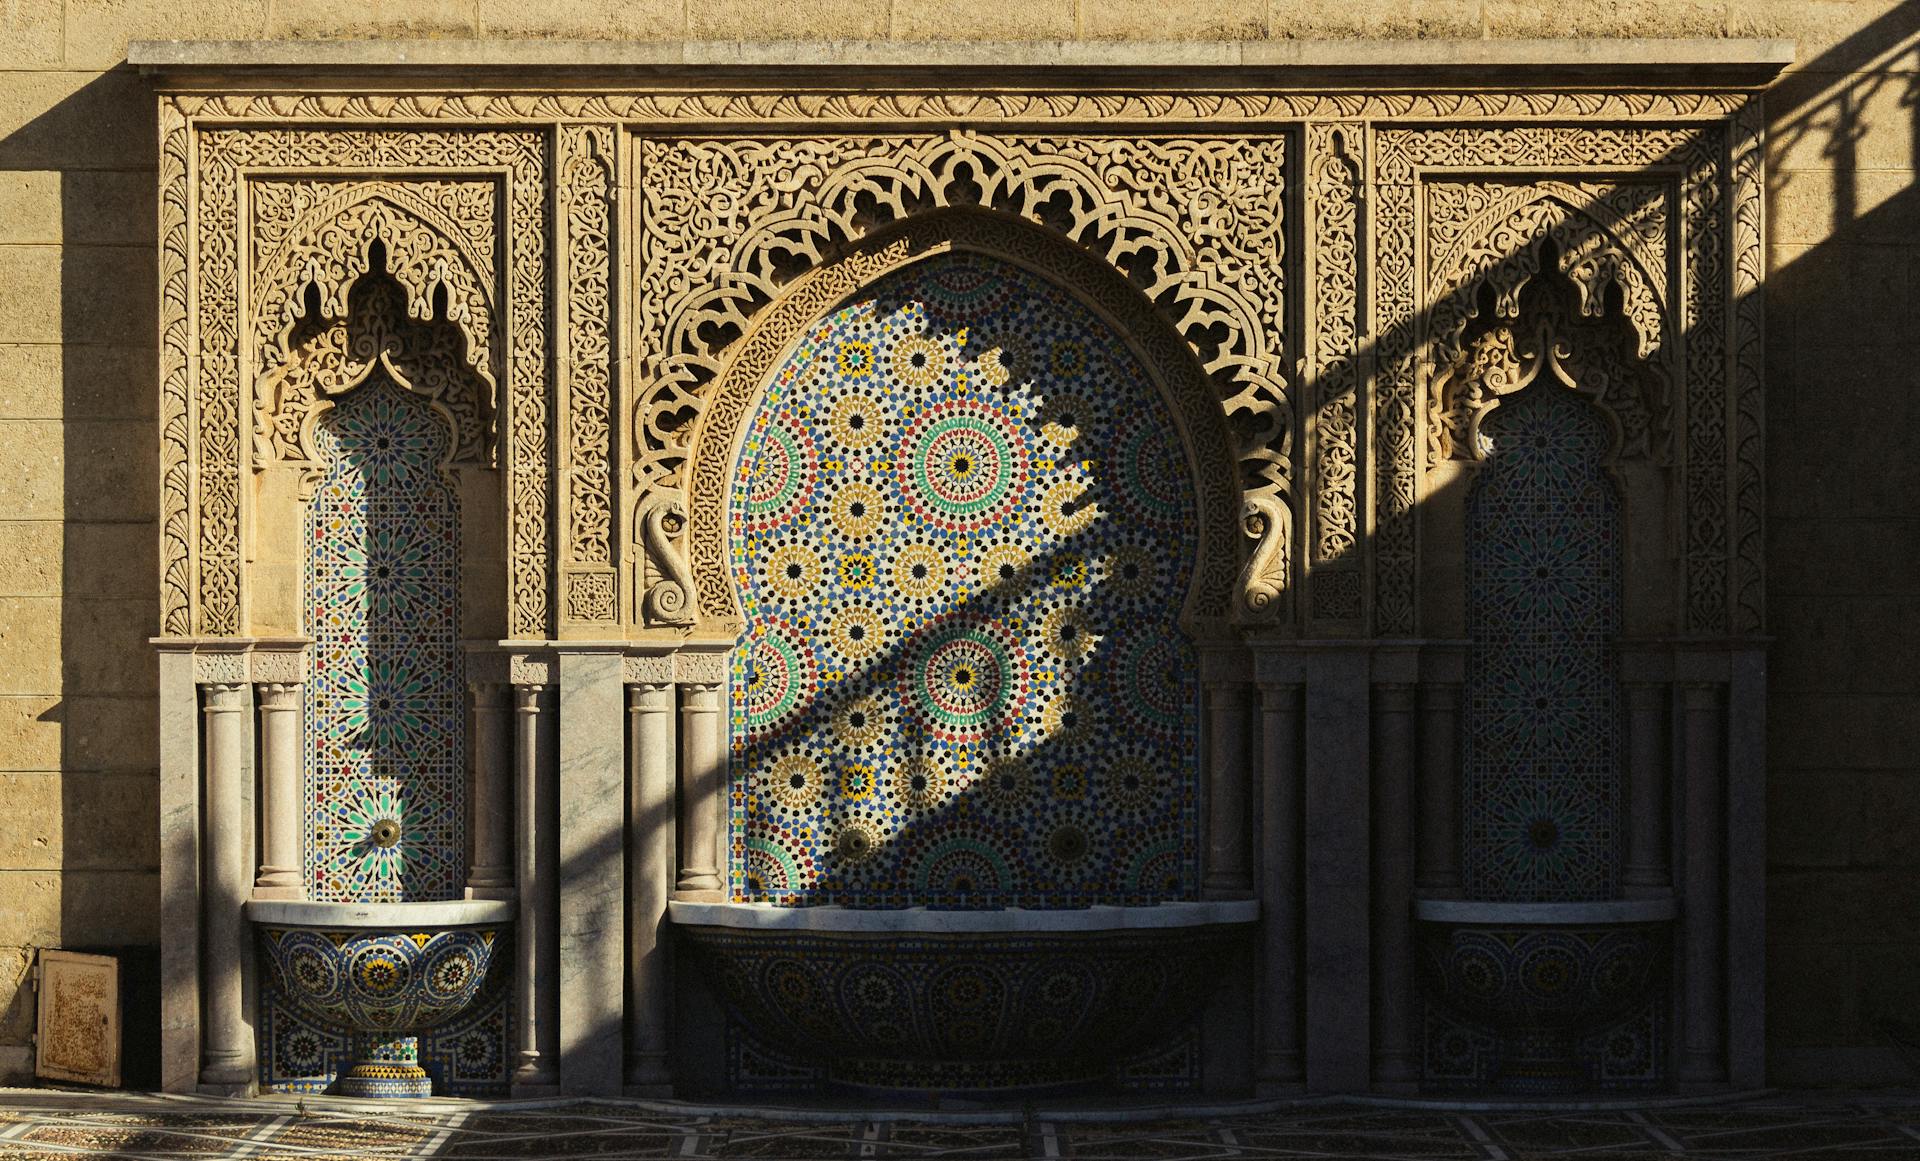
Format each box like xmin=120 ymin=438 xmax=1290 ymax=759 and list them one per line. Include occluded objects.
xmin=200 ymin=681 xmax=249 ymax=705
xmin=256 ymin=682 xmax=302 ymax=708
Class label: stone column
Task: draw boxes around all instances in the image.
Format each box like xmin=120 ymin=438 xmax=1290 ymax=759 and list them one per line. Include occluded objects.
xmin=1623 ymin=682 xmax=1672 ymax=896
xmin=1414 ymin=682 xmax=1462 ymax=895
xmin=466 ymin=682 xmax=515 ymax=899
xmin=157 ymin=651 xmax=200 ymax=1092
xmin=252 ymin=682 xmax=304 ymax=900
xmin=1679 ymin=681 xmax=1726 ymax=1085
xmin=627 ymin=680 xmax=675 ymax=1093
xmin=676 ymin=682 xmax=726 ymax=898
xmin=1204 ymin=680 xmax=1253 ymax=896
xmin=1256 ymin=681 xmax=1303 ymax=1091
xmin=1302 ymin=647 xmax=1371 ymax=1093
xmin=557 ymin=652 xmax=624 ymax=1095
xmin=512 ymin=683 xmax=559 ymax=1092
xmin=199 ymin=681 xmax=253 ymax=1090
xmin=1370 ymin=683 xmax=1418 ymax=1088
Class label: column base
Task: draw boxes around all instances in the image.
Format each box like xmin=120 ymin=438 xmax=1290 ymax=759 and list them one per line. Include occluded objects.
xmin=250 ymin=884 xmax=305 ymax=902
xmin=672 ymin=886 xmax=726 ymax=902
xmin=624 ymin=1083 xmax=674 ymax=1098
xmin=465 ymin=884 xmax=517 ymax=902
xmin=196 ymin=1081 xmax=253 ymax=1097
xmin=511 ymin=1081 xmax=562 ymax=1097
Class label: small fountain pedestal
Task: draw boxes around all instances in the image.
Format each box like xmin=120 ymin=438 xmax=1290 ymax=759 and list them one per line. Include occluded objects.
xmin=1415 ymin=898 xmax=1675 ymax=1095
xmin=248 ymin=899 xmax=513 ymax=1098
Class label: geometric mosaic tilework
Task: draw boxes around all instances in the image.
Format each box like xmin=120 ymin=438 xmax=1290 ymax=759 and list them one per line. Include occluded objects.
xmin=726 ymin=252 xmax=1202 ymax=907
xmin=1461 ymin=384 xmax=1623 ymax=902
xmin=304 ymin=378 xmax=465 ymax=902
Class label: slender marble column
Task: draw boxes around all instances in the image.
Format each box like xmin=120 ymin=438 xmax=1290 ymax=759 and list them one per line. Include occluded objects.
xmin=1679 ymin=681 xmax=1727 ymax=1084
xmin=557 ymin=652 xmax=625 ymax=1095
xmin=466 ymin=682 xmax=514 ymax=899
xmin=252 ymin=682 xmax=304 ymax=900
xmin=627 ymin=681 xmax=676 ymax=1092
xmin=1414 ymin=682 xmax=1462 ymax=895
xmin=1623 ymin=682 xmax=1673 ymax=896
xmin=512 ymin=683 xmax=559 ymax=1091
xmin=1204 ymin=680 xmax=1253 ymax=896
xmin=199 ymin=681 xmax=253 ymax=1089
xmin=1370 ymin=683 xmax=1418 ymax=1088
xmin=677 ymin=682 xmax=726 ymax=898
xmin=1256 ymin=681 xmax=1303 ymax=1090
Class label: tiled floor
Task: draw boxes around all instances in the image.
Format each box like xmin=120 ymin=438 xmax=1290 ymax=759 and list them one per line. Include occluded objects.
xmin=3 ymin=1091 xmax=1920 ymax=1160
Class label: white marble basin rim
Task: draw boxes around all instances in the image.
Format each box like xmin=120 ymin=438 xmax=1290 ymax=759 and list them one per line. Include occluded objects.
xmin=245 ymin=898 xmax=515 ymax=927
xmin=668 ymin=899 xmax=1257 ymax=932
xmin=1412 ymin=898 xmax=1677 ymax=925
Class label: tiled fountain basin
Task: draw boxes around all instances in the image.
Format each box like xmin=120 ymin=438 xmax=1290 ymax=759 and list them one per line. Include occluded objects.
xmin=1415 ymin=898 xmax=1677 ymax=1095
xmin=670 ymin=900 xmax=1257 ymax=1093
xmin=247 ymin=899 xmax=513 ymax=1097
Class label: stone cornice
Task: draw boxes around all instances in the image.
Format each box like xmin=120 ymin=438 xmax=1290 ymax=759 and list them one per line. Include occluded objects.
xmin=130 ymin=37 xmax=1793 ymax=93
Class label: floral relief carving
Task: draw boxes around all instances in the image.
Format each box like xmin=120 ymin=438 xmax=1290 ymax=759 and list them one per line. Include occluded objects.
xmin=255 ymin=276 xmax=494 ymax=478
xmin=1372 ymin=124 xmax=1733 ymax=637
xmin=640 ymin=131 xmax=1290 ymax=628
xmin=1424 ymin=181 xmax=1675 ymax=464
xmin=1305 ymin=123 xmax=1363 ymax=623
xmin=154 ymin=90 xmax=1766 ymax=649
xmin=169 ymin=125 xmax=549 ymax=639
xmin=560 ymin=125 xmax=618 ymax=625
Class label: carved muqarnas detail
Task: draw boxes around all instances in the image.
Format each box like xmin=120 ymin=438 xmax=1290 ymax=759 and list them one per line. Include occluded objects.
xmin=255 ymin=245 xmax=495 ymax=483
xmin=1431 ymin=244 xmax=1666 ymax=464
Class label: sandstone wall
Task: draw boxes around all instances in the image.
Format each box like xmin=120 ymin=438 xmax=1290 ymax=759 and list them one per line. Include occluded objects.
xmin=0 ymin=0 xmax=1910 ymax=1085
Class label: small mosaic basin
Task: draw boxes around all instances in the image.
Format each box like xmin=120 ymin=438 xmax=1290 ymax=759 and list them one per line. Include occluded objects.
xmin=671 ymin=900 xmax=1256 ymax=1092
xmin=1415 ymin=898 xmax=1675 ymax=1093
xmin=247 ymin=899 xmax=513 ymax=1097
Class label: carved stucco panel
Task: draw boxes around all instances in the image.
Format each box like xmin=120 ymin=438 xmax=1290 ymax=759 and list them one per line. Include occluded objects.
xmin=1372 ymin=123 xmax=1746 ymax=638
xmin=559 ymin=124 xmax=620 ymax=627
xmin=637 ymin=131 xmax=1292 ymax=630
xmin=1304 ymin=122 xmax=1364 ymax=626
xmin=171 ymin=124 xmax=550 ymax=639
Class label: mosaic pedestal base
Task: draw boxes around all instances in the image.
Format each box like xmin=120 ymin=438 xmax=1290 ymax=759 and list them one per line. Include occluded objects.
xmin=337 ymin=1035 xmax=433 ymax=1099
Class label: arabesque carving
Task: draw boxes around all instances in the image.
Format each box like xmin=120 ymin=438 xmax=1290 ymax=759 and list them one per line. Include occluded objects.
xmin=1432 ymin=259 xmax=1667 ymax=462
xmin=638 ymin=131 xmax=1292 ymax=628
xmin=1304 ymin=123 xmax=1363 ymax=624
xmin=165 ymin=127 xmax=548 ymax=639
xmin=255 ymin=274 xmax=494 ymax=478
xmin=1373 ymin=124 xmax=1734 ymax=637
xmin=560 ymin=124 xmax=618 ymax=625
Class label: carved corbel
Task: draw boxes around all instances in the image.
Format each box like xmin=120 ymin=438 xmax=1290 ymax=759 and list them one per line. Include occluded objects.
xmin=639 ymin=495 xmax=697 ymax=628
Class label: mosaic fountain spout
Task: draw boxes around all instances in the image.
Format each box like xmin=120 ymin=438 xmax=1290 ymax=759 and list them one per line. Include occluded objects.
xmin=247 ymin=899 xmax=513 ymax=1097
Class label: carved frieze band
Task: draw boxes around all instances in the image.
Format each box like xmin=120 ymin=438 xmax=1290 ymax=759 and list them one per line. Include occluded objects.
xmin=1304 ymin=123 xmax=1364 ymax=626
xmin=165 ymin=123 xmax=551 ymax=638
xmin=165 ymin=89 xmax=1748 ymax=126
xmin=559 ymin=124 xmax=619 ymax=625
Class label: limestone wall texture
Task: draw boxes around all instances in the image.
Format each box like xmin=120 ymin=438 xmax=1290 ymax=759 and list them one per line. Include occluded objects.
xmin=0 ymin=0 xmax=1911 ymax=1087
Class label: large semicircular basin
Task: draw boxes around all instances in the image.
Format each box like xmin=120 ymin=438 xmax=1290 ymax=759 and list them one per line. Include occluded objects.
xmin=671 ymin=900 xmax=1257 ymax=1092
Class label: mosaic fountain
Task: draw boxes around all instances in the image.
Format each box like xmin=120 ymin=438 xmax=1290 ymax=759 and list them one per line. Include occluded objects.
xmin=146 ymin=48 xmax=1779 ymax=1100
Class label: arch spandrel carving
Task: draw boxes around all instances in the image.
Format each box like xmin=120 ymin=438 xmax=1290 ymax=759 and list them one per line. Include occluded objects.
xmin=1423 ymin=184 xmax=1677 ymax=466
xmin=636 ymin=131 xmax=1294 ymax=632
xmin=680 ymin=212 xmax=1250 ymax=637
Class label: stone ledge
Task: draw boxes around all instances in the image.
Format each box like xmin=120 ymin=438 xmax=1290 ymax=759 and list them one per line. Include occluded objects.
xmin=129 ymin=37 xmax=1794 ymax=89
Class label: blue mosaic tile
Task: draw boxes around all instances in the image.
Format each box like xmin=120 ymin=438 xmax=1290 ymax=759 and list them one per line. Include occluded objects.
xmin=303 ymin=379 xmax=465 ymax=903
xmin=1461 ymin=384 xmax=1623 ymax=902
xmin=726 ymin=253 xmax=1202 ymax=907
